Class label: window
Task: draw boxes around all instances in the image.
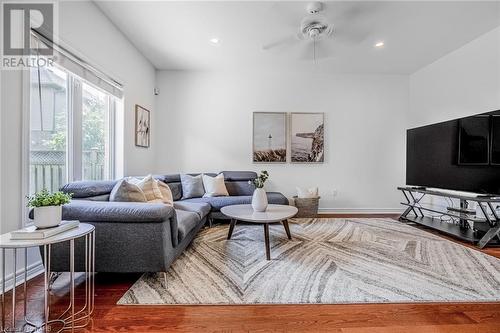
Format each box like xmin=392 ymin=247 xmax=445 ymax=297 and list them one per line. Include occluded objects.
xmin=29 ymin=65 xmax=68 ymax=193
xmin=81 ymin=83 xmax=113 ymax=181
xmin=28 ymin=64 xmax=119 ymax=195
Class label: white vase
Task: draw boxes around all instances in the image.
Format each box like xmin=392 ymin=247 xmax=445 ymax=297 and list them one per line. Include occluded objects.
xmin=34 ymin=206 xmax=62 ymax=229
xmin=252 ymin=188 xmax=268 ymax=212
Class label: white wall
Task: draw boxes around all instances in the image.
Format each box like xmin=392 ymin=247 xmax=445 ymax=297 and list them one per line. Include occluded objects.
xmin=408 ymin=26 xmax=500 ymax=210
xmin=58 ymin=1 xmax=157 ymax=176
xmin=154 ymin=71 xmax=408 ymax=212
xmin=409 ymin=27 xmax=500 ymax=128
xmin=0 ymin=0 xmax=156 ymax=289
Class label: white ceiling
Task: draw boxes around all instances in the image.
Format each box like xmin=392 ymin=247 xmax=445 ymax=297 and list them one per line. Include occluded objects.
xmin=95 ymin=1 xmax=500 ymax=74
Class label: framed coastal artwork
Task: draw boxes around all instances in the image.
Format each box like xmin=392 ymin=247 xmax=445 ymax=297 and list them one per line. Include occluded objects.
xmin=253 ymin=112 xmax=287 ymax=163
xmin=135 ymin=105 xmax=150 ymax=148
xmin=290 ymin=113 xmax=324 ymax=163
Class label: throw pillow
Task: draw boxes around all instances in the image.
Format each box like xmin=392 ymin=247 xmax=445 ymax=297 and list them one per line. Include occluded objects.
xmin=296 ymin=187 xmax=319 ymax=198
xmin=156 ymin=179 xmax=174 ymax=206
xmin=202 ymin=173 xmax=229 ymax=197
xmin=109 ymin=179 xmax=147 ymax=202
xmin=128 ymin=175 xmax=163 ymax=201
xmin=180 ymin=174 xmax=205 ymax=199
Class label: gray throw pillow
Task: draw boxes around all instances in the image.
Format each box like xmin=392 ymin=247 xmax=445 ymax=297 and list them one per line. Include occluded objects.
xmin=109 ymin=179 xmax=147 ymax=202
xmin=180 ymin=174 xmax=205 ymax=199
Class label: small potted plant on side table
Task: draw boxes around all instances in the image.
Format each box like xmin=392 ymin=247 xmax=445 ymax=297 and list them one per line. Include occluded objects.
xmin=250 ymin=171 xmax=269 ymax=212
xmin=27 ymin=189 xmax=72 ymax=228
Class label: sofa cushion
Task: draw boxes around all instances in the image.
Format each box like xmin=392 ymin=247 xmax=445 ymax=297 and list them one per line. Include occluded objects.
xmin=127 ymin=175 xmax=163 ymax=201
xmin=109 ymin=179 xmax=147 ymax=202
xmin=174 ymin=202 xmax=211 ymax=219
xmin=225 ymin=181 xmax=255 ymax=196
xmin=62 ymin=200 xmax=173 ymax=223
xmin=219 ymin=171 xmax=257 ymax=196
xmin=181 ymin=192 xmax=289 ymax=211
xmin=180 ymin=174 xmax=205 ymax=199
xmin=176 ymin=209 xmax=201 ymax=242
xmin=157 ymin=180 xmax=174 ymax=205
xmin=163 ymin=174 xmax=181 ymax=183
xmin=83 ymin=194 xmax=110 ymax=201
xmin=220 ymin=171 xmax=257 ymax=181
xmin=167 ymin=182 xmax=182 ymax=201
xmin=202 ymin=173 xmax=229 ymax=197
xmin=60 ymin=180 xmax=117 ymax=198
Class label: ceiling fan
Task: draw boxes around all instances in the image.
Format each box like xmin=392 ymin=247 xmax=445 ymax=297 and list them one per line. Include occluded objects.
xmin=262 ymin=1 xmax=368 ymax=62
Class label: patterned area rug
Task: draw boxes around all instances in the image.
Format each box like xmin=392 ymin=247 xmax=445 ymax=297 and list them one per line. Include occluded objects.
xmin=118 ymin=218 xmax=500 ymax=304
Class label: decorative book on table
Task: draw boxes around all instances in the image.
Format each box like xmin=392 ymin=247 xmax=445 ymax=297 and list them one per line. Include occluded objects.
xmin=10 ymin=220 xmax=80 ymax=240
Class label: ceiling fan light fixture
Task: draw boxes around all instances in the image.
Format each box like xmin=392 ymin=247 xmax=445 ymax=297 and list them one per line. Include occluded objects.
xmin=299 ymin=13 xmax=332 ymax=40
xmin=309 ymin=28 xmax=320 ymax=38
xmin=262 ymin=1 xmax=338 ymax=63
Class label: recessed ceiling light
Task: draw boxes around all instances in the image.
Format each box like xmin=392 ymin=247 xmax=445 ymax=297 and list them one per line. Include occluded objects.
xmin=209 ymin=38 xmax=220 ymax=45
xmin=375 ymin=41 xmax=385 ymax=48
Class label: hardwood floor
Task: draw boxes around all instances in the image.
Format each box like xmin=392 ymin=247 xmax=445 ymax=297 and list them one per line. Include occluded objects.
xmin=2 ymin=215 xmax=499 ymax=333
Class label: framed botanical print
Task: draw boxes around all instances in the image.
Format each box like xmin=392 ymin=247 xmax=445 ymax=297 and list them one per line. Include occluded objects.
xmin=135 ymin=105 xmax=150 ymax=148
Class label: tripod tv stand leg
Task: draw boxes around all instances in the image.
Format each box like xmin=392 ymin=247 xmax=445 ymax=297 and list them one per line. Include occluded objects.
xmin=478 ymin=226 xmax=500 ymax=248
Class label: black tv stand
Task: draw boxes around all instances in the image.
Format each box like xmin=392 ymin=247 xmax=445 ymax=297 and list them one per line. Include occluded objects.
xmin=398 ymin=186 xmax=500 ymax=248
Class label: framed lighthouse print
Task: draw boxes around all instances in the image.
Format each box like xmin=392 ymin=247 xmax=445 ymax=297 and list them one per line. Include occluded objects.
xmin=252 ymin=112 xmax=287 ymax=163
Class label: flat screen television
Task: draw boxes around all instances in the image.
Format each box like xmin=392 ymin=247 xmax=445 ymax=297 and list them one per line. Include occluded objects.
xmin=406 ymin=110 xmax=500 ymax=195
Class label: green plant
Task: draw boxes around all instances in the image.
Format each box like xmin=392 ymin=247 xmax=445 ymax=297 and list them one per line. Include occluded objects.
xmin=249 ymin=171 xmax=269 ymax=189
xmin=27 ymin=189 xmax=72 ymax=208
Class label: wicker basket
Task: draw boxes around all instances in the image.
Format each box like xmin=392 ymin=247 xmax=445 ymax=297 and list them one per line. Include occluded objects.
xmin=292 ymin=196 xmax=320 ymax=218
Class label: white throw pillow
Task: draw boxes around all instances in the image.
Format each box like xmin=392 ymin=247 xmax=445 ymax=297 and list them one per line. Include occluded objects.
xmin=202 ymin=173 xmax=229 ymax=197
xmin=296 ymin=187 xmax=319 ymax=198
xmin=156 ymin=179 xmax=174 ymax=206
xmin=109 ymin=179 xmax=147 ymax=202
xmin=128 ymin=175 xmax=163 ymax=202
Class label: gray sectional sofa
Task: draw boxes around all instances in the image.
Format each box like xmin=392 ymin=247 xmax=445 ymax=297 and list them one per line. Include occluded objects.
xmin=45 ymin=171 xmax=288 ymax=273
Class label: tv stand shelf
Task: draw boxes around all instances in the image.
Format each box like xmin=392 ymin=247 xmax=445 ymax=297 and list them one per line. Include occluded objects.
xmin=398 ymin=187 xmax=500 ymax=248
xmin=406 ymin=216 xmax=480 ymax=242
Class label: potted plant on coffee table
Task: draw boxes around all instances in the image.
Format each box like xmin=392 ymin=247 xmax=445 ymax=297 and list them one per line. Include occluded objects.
xmin=27 ymin=189 xmax=72 ymax=228
xmin=249 ymin=170 xmax=269 ymax=212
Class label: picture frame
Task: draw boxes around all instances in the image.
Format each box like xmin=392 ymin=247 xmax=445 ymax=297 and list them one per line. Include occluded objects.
xmin=252 ymin=112 xmax=287 ymax=163
xmin=135 ymin=105 xmax=150 ymax=148
xmin=290 ymin=112 xmax=325 ymax=163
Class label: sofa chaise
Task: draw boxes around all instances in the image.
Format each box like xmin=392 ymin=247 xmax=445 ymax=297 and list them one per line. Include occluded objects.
xmin=44 ymin=171 xmax=288 ymax=273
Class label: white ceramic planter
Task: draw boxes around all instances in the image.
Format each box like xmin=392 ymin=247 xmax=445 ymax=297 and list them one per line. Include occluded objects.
xmin=251 ymin=188 xmax=268 ymax=212
xmin=34 ymin=205 xmax=62 ymax=229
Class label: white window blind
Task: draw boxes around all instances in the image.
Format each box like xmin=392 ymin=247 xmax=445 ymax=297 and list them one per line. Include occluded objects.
xmin=31 ymin=29 xmax=123 ymax=99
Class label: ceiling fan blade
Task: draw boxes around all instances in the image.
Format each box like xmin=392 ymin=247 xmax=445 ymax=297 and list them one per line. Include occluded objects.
xmin=334 ymin=26 xmax=371 ymax=45
xmin=326 ymin=1 xmax=382 ymax=45
xmin=267 ymin=1 xmax=309 ymax=28
xmin=262 ymin=35 xmax=299 ymax=51
xmin=326 ymin=1 xmax=382 ymax=24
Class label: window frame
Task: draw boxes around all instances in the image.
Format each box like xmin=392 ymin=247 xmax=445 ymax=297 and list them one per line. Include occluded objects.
xmin=23 ymin=64 xmax=119 ymax=225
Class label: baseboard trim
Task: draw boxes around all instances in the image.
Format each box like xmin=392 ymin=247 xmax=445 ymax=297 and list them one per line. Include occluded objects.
xmin=0 ymin=260 xmax=44 ymax=293
xmin=317 ymin=208 xmax=404 ymax=214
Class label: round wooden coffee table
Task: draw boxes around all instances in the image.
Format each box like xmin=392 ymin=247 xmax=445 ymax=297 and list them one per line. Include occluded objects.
xmin=220 ymin=204 xmax=298 ymax=260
